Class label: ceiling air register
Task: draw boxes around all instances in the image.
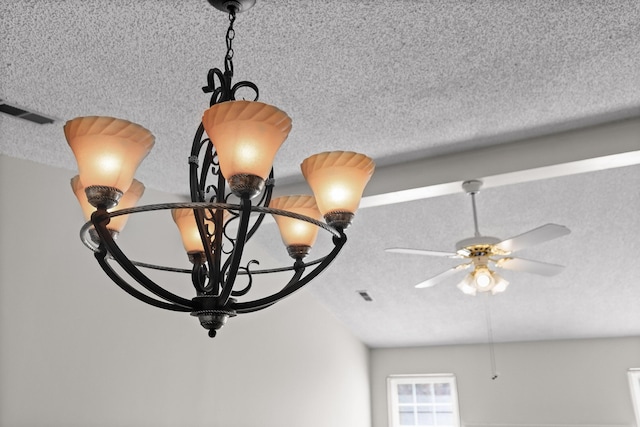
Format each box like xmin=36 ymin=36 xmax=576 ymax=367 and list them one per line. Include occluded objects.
xmin=65 ymin=0 xmax=375 ymax=337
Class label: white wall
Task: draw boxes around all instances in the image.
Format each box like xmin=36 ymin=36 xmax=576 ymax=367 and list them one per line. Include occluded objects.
xmin=8 ymin=154 xmax=639 ymax=427
xmin=371 ymin=337 xmax=640 ymax=427
xmin=0 ymin=155 xmax=371 ymax=427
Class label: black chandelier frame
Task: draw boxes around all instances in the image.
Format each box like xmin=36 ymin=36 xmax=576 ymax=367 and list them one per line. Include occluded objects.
xmin=80 ymin=2 xmax=348 ymax=337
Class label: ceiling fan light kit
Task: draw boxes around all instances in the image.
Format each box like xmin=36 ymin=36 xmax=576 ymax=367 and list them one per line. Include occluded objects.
xmin=66 ymin=0 xmax=375 ymax=338
xmin=387 ymin=180 xmax=570 ymax=295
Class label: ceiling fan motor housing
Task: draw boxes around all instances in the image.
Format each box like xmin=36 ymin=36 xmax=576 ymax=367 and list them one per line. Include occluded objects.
xmin=455 ymin=236 xmax=501 ymax=252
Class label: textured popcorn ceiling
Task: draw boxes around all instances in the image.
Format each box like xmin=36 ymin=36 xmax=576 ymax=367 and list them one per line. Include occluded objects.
xmin=1 ymin=0 xmax=640 ymax=347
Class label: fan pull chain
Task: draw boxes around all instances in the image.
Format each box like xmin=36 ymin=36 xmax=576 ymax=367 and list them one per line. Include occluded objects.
xmin=484 ymin=294 xmax=498 ymax=379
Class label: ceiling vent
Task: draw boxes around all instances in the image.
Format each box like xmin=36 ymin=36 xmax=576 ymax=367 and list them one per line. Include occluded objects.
xmin=0 ymin=99 xmax=56 ymax=124
xmin=356 ymin=290 xmax=373 ymax=302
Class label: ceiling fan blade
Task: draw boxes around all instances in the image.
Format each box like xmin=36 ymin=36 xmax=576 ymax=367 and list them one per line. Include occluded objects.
xmin=495 ymin=223 xmax=570 ymax=253
xmin=386 ymin=248 xmax=459 ymax=258
xmin=494 ymin=257 xmax=565 ymax=276
xmin=415 ymin=264 xmax=470 ymax=288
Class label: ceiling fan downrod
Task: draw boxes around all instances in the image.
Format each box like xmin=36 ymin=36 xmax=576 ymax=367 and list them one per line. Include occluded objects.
xmin=462 ymin=180 xmax=483 ymax=238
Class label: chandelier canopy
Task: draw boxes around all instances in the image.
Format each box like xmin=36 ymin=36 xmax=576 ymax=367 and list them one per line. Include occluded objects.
xmin=66 ymin=0 xmax=374 ymax=337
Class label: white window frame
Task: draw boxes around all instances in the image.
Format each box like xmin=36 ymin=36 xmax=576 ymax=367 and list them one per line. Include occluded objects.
xmin=387 ymin=374 xmax=461 ymax=427
xmin=628 ymin=369 xmax=640 ymax=426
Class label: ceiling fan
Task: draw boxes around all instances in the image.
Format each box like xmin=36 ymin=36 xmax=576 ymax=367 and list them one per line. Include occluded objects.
xmin=386 ymin=180 xmax=571 ymax=295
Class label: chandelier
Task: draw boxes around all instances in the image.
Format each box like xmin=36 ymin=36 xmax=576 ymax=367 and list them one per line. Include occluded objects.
xmin=65 ymin=0 xmax=375 ymax=338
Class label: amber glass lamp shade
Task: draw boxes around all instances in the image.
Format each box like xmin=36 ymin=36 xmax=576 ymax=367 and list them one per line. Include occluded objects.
xmin=301 ymin=151 xmax=375 ymax=228
xmin=202 ymin=101 xmax=292 ymax=197
xmin=269 ymin=196 xmax=322 ymax=258
xmin=172 ymin=208 xmax=222 ymax=255
xmin=71 ymin=175 xmax=97 ymax=223
xmin=64 ymin=116 xmax=155 ymax=196
xmin=71 ymin=176 xmax=145 ymax=233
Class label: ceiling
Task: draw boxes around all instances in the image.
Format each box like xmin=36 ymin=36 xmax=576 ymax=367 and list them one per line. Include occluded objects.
xmin=1 ymin=0 xmax=640 ymax=348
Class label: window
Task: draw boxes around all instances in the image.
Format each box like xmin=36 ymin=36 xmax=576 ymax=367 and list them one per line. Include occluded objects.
xmin=387 ymin=374 xmax=460 ymax=427
xmin=629 ymin=369 xmax=640 ymax=426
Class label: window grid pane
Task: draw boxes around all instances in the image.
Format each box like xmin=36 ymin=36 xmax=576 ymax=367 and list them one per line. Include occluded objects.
xmin=397 ymin=383 xmax=414 ymax=404
xmin=416 ymin=383 xmax=432 ymax=403
xmin=434 ymin=383 xmax=451 ymax=403
xmin=399 ymin=406 xmax=415 ymax=426
xmin=389 ymin=376 xmax=459 ymax=427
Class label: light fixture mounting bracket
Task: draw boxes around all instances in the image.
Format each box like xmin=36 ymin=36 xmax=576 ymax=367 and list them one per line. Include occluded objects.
xmin=462 ymin=179 xmax=483 ymax=194
xmin=208 ymin=0 xmax=256 ymax=13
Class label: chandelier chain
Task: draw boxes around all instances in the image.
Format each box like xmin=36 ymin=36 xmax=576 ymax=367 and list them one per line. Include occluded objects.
xmin=224 ymin=8 xmax=237 ymax=74
xmin=202 ymin=4 xmax=258 ymax=105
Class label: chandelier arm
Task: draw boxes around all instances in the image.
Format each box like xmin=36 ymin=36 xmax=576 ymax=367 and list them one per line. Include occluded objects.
xmin=128 ymin=253 xmax=322 ymax=280
xmin=234 ymin=262 xmax=306 ymax=313
xmin=199 ymin=142 xmax=216 ymax=199
xmin=95 ymin=251 xmax=193 ymax=312
xmin=79 ymin=223 xmax=192 ymax=273
xmin=190 ymin=255 xmax=209 ymax=294
xmin=129 ymin=260 xmax=192 ymax=274
xmin=189 ymin=126 xmax=219 ymax=294
xmin=231 ymin=232 xmax=347 ymax=313
xmin=127 ymin=257 xmax=325 ymax=277
xmin=190 ymin=123 xmax=207 ymax=202
xmin=131 ymin=256 xmax=323 ymax=276
xmin=81 ymin=202 xmax=337 ymax=275
xmin=218 ymin=215 xmax=237 ymax=277
xmin=91 ymin=210 xmax=195 ymax=308
xmin=245 ymin=170 xmax=274 ymax=243
xmin=82 ymin=245 xmax=324 ymax=277
xmin=88 ymin=202 xmax=337 ymax=235
xmin=235 ymin=257 xmax=323 ymax=275
xmin=211 ymin=158 xmax=228 ymax=292
xmin=126 ymin=258 xmax=326 ymax=275
xmin=229 ymin=259 xmax=258 ymax=297
xmin=217 ymin=198 xmax=252 ymax=306
xmin=193 ymin=206 xmax=218 ymax=291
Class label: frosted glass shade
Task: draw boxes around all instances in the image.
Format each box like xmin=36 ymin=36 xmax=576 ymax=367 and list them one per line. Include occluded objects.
xmin=64 ymin=116 xmax=155 ymax=193
xmin=71 ymin=175 xmax=145 ymax=232
xmin=171 ymin=209 xmax=220 ymax=254
xmin=473 ymin=267 xmax=493 ymax=289
xmin=457 ymin=274 xmax=477 ymax=296
xmin=300 ymin=151 xmax=375 ymax=216
xmin=490 ymin=273 xmax=510 ymax=294
xmin=201 ymin=100 xmax=292 ymax=180
xmin=269 ymin=196 xmax=322 ymax=248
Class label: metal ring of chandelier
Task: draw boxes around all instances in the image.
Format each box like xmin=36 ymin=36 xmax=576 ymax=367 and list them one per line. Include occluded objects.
xmin=81 ymin=199 xmax=347 ymax=338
